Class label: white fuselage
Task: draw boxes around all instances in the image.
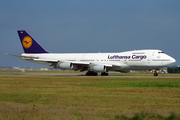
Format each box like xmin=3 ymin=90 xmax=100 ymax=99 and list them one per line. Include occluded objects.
xmin=21 ymin=49 xmax=176 ymax=72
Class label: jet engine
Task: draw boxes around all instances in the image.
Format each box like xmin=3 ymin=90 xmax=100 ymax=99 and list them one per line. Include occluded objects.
xmin=89 ymin=65 xmax=106 ymax=72
xmin=56 ymin=62 xmax=73 ymax=70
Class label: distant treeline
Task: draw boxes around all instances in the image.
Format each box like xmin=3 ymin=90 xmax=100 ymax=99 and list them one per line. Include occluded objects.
xmin=167 ymin=66 xmax=180 ymax=73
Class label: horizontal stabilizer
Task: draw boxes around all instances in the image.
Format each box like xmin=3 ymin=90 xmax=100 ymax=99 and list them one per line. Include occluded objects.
xmin=5 ymin=53 xmax=21 ymax=57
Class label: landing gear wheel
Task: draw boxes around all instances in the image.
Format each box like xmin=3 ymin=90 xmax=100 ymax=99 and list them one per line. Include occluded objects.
xmin=86 ymin=72 xmax=90 ymax=76
xmin=86 ymin=71 xmax=98 ymax=76
xmin=101 ymin=72 xmax=108 ymax=76
xmin=94 ymin=72 xmax=98 ymax=76
xmin=154 ymin=72 xmax=158 ymax=76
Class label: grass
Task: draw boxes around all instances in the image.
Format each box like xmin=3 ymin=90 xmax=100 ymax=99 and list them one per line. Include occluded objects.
xmin=2 ymin=69 xmax=180 ymax=77
xmin=0 ymin=69 xmax=82 ymax=75
xmin=78 ymin=81 xmax=180 ymax=88
xmin=115 ymin=111 xmax=180 ymax=120
xmin=0 ymin=75 xmax=180 ymax=119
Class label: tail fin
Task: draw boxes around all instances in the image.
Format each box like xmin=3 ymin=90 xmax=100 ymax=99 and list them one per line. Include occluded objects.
xmin=17 ymin=30 xmax=48 ymax=53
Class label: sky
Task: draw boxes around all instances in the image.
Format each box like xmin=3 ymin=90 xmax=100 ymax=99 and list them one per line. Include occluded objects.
xmin=1 ymin=0 xmax=180 ymax=68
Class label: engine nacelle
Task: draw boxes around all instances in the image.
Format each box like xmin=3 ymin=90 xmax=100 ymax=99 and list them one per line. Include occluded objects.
xmin=90 ymin=65 xmax=106 ymax=72
xmin=56 ymin=62 xmax=73 ymax=70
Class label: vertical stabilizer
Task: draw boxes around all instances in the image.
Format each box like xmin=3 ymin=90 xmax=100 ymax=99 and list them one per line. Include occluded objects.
xmin=17 ymin=30 xmax=48 ymax=53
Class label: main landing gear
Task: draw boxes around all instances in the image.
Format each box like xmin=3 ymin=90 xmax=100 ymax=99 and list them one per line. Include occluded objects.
xmin=86 ymin=71 xmax=98 ymax=76
xmin=101 ymin=72 xmax=108 ymax=76
xmin=86 ymin=71 xmax=109 ymax=76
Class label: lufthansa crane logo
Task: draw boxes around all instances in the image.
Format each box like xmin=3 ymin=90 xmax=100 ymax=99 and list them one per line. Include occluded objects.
xmin=22 ymin=36 xmax=33 ymax=49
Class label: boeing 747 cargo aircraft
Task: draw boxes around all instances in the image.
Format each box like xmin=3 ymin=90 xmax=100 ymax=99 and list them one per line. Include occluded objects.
xmin=8 ymin=30 xmax=176 ymax=76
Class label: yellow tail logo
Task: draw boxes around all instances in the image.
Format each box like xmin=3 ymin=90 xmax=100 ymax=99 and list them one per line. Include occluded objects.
xmin=22 ymin=36 xmax=33 ymax=49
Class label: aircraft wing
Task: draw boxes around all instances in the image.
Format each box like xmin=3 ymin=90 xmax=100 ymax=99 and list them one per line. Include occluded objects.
xmin=32 ymin=59 xmax=90 ymax=71
xmin=7 ymin=53 xmax=121 ymax=71
xmin=35 ymin=59 xmax=119 ymax=66
xmin=32 ymin=58 xmax=121 ymax=71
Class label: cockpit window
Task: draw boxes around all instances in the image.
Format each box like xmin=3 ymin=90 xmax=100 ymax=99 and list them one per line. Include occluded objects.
xmin=158 ymin=51 xmax=164 ymax=54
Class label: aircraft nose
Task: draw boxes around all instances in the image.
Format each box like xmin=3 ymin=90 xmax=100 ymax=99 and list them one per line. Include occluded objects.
xmin=171 ymin=57 xmax=176 ymax=64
